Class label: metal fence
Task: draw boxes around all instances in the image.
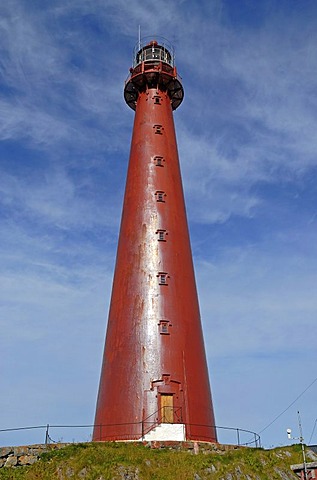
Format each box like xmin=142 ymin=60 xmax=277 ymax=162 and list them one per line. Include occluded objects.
xmin=0 ymin=422 xmax=261 ymax=448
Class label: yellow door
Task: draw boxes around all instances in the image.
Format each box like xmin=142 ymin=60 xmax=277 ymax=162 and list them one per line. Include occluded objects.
xmin=161 ymin=394 xmax=174 ymax=423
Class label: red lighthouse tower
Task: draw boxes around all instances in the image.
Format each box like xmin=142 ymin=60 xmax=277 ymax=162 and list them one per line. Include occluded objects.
xmin=93 ymin=39 xmax=217 ymax=443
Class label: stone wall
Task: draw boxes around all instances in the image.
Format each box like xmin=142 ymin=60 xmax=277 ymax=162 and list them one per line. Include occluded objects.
xmin=0 ymin=441 xmax=240 ymax=469
xmin=0 ymin=443 xmax=68 ymax=468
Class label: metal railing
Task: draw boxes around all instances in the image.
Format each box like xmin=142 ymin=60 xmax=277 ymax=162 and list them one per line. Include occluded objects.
xmin=0 ymin=421 xmax=261 ymax=448
xmin=132 ymin=36 xmax=175 ymax=68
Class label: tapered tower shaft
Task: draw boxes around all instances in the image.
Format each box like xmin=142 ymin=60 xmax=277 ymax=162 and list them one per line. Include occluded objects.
xmin=93 ymin=39 xmax=217 ymax=442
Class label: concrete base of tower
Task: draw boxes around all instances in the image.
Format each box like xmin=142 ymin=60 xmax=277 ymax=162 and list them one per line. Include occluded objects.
xmin=142 ymin=423 xmax=186 ymax=442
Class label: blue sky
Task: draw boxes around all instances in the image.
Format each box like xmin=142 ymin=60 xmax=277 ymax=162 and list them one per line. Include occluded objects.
xmin=1 ymin=0 xmax=317 ymax=448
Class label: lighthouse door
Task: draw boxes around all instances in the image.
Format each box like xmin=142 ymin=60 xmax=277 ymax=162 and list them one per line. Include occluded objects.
xmin=161 ymin=394 xmax=174 ymax=423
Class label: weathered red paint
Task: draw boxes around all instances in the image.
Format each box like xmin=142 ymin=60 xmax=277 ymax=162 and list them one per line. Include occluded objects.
xmin=93 ymin=41 xmax=217 ymax=442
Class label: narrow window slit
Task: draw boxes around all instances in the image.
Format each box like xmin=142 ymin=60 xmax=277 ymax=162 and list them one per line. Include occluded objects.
xmin=153 ymin=95 xmax=162 ymax=105
xmin=156 ymin=229 xmax=167 ymax=241
xmin=154 ymin=156 xmax=165 ymax=167
xmin=153 ymin=124 xmax=164 ymax=135
xmin=157 ymin=272 xmax=169 ymax=285
xmin=158 ymin=320 xmax=171 ymax=335
xmin=155 ymin=191 xmax=166 ymax=203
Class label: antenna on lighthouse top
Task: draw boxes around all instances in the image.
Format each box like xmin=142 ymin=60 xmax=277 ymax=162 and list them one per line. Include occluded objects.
xmin=138 ymin=25 xmax=141 ymax=51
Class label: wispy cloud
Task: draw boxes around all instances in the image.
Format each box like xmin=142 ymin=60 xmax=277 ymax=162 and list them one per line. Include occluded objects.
xmin=174 ymin=3 xmax=317 ymax=225
xmin=0 ymin=1 xmax=130 ymax=156
xmin=199 ymin=243 xmax=317 ymax=356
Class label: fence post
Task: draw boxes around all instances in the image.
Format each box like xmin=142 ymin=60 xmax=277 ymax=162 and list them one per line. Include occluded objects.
xmin=141 ymin=408 xmax=145 ymax=441
xmin=45 ymin=424 xmax=49 ymax=445
xmin=237 ymin=428 xmax=240 ymax=446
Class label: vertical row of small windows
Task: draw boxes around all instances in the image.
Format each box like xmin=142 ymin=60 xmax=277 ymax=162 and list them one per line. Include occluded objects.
xmin=152 ymin=117 xmax=171 ymax=335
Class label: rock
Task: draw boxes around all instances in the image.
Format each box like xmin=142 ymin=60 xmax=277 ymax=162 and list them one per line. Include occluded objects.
xmin=13 ymin=446 xmax=28 ymax=456
xmin=307 ymin=450 xmax=317 ymax=461
xmin=117 ymin=465 xmax=140 ymax=479
xmin=18 ymin=455 xmax=38 ymax=465
xmin=235 ymin=466 xmax=243 ymax=478
xmin=0 ymin=447 xmax=13 ymax=457
xmin=194 ymin=473 xmax=201 ymax=480
xmin=78 ymin=467 xmax=88 ymax=478
xmin=205 ymin=464 xmax=216 ymax=473
xmin=56 ymin=466 xmax=65 ymax=480
xmin=29 ymin=455 xmax=39 ymax=465
xmin=29 ymin=445 xmax=48 ymax=456
xmin=274 ymin=467 xmax=293 ymax=479
xmin=5 ymin=455 xmax=18 ymax=467
xmin=65 ymin=466 xmax=74 ymax=477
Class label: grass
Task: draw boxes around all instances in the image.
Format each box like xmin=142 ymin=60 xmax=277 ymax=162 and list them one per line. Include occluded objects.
xmin=0 ymin=442 xmax=304 ymax=479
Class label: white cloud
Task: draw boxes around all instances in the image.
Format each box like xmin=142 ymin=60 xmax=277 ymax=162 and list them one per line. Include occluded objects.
xmin=0 ymin=1 xmax=130 ymax=154
xmin=0 ymin=165 xmax=124 ymax=231
xmin=198 ymin=242 xmax=317 ymax=358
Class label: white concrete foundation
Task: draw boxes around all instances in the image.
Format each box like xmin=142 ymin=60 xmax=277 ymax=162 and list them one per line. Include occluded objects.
xmin=142 ymin=423 xmax=186 ymax=441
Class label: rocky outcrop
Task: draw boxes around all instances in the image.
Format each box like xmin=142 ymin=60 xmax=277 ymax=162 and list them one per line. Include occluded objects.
xmin=0 ymin=443 xmax=68 ymax=468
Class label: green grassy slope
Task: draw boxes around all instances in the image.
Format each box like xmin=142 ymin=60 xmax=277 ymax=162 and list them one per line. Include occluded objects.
xmin=0 ymin=442 xmax=308 ymax=480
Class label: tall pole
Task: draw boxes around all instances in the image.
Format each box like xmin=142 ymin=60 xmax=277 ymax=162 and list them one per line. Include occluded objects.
xmin=298 ymin=411 xmax=308 ymax=480
xmin=93 ymin=38 xmax=217 ymax=443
